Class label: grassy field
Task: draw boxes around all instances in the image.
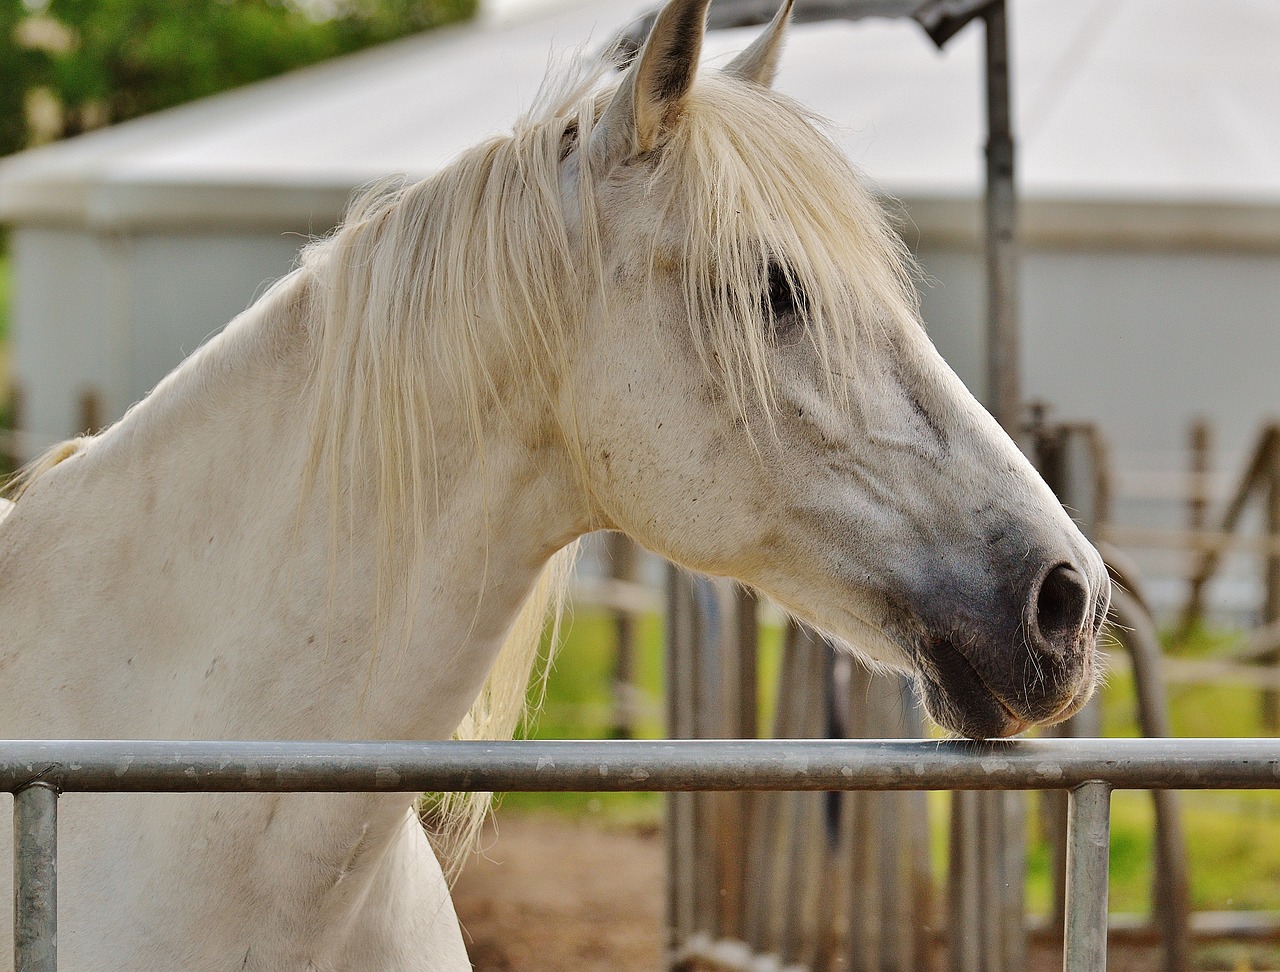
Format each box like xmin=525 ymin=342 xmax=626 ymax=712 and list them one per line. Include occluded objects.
xmin=1101 ymin=627 xmax=1280 ymax=915
xmin=504 ymin=603 xmax=1280 ymax=923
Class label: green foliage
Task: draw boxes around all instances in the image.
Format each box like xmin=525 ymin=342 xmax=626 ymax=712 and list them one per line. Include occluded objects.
xmin=0 ymin=6 xmax=46 ymax=158
xmin=1 ymin=0 xmax=477 ymax=156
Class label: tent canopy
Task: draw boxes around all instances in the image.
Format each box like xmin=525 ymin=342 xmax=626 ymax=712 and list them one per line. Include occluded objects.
xmin=1 ymin=0 xmax=1277 ymax=245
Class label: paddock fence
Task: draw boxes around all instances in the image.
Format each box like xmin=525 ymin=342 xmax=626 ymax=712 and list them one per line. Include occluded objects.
xmin=7 ymin=737 xmax=1280 ymax=972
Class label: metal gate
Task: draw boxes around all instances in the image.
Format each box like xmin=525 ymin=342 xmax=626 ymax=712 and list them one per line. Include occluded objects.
xmin=6 ymin=737 xmax=1280 ymax=972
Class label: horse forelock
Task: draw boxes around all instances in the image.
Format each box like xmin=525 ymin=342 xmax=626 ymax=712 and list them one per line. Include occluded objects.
xmin=653 ymin=75 xmax=922 ymax=417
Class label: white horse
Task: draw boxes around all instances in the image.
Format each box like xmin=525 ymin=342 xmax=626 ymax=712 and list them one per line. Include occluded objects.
xmin=0 ymin=0 xmax=1108 ymax=967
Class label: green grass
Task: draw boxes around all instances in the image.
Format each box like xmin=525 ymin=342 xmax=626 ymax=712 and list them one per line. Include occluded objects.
xmin=499 ymin=606 xmax=787 ymax=821
xmin=499 ymin=609 xmax=666 ymax=820
xmin=1094 ymin=624 xmax=1280 ymax=916
xmin=501 ymin=606 xmax=1280 ymax=918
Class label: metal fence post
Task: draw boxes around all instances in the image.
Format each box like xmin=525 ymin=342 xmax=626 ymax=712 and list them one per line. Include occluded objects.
xmin=14 ymin=783 xmax=59 ymax=972
xmin=983 ymin=0 xmax=1020 ymax=434
xmin=1064 ymin=781 xmax=1111 ymax=972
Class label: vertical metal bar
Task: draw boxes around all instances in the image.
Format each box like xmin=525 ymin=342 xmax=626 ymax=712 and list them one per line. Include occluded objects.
xmin=977 ymin=793 xmax=1004 ymax=971
xmin=843 ymin=659 xmax=871 ymax=972
xmin=948 ymin=791 xmax=981 ymax=972
xmin=1064 ymin=782 xmax=1111 ymax=972
xmin=982 ymin=12 xmax=1024 ymax=963
xmin=691 ymin=580 xmax=721 ymax=940
xmin=730 ymin=586 xmax=758 ymax=947
xmin=734 ymin=586 xmax=759 ymax=741
xmin=983 ymin=0 xmax=1021 ymax=433
xmin=779 ymin=631 xmax=828 ymax=966
xmin=877 ymin=791 xmax=902 ymax=972
xmin=747 ymin=622 xmax=804 ymax=955
xmin=1000 ymin=791 xmax=1028 ymax=972
xmin=711 ymin=580 xmax=748 ymax=942
xmin=14 ymin=783 xmax=58 ymax=972
xmin=902 ymin=688 xmax=935 ymax=972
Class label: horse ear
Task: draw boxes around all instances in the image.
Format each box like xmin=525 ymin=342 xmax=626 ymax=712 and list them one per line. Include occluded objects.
xmin=723 ymin=0 xmax=795 ymax=88
xmin=590 ymin=0 xmax=712 ymax=169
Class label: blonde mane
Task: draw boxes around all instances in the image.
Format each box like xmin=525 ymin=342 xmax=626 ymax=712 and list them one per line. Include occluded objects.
xmin=296 ymin=70 xmax=604 ymax=872
xmin=287 ymin=58 xmax=925 ymax=872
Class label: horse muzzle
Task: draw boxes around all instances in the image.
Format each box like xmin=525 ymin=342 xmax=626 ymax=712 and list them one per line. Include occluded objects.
xmin=909 ymin=561 xmax=1110 ymax=740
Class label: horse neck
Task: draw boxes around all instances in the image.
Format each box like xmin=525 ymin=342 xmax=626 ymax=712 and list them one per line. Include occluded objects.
xmin=33 ymin=268 xmax=585 ymax=743
xmin=0 ymin=269 xmax=599 ymax=961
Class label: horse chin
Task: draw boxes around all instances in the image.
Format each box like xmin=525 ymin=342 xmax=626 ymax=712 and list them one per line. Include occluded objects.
xmin=911 ymin=636 xmax=1098 ymax=741
xmin=1031 ymin=660 xmax=1101 ymax=730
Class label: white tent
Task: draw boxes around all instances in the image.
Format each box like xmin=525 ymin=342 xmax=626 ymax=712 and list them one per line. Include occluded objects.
xmin=2 ymin=0 xmax=1278 ymax=471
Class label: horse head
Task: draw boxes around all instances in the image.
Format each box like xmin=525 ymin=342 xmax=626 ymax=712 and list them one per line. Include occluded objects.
xmin=559 ymin=0 xmax=1109 ymax=739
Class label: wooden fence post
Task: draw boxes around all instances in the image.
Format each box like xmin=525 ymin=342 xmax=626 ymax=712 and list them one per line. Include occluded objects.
xmin=608 ymin=533 xmax=639 ymax=740
xmin=1188 ymin=419 xmax=1212 ymax=536
xmin=1264 ymin=437 xmax=1280 ymax=731
xmin=78 ymin=387 xmax=103 ymax=436
xmin=1182 ymin=426 xmax=1279 ymax=631
xmin=666 ymin=571 xmax=762 ymax=970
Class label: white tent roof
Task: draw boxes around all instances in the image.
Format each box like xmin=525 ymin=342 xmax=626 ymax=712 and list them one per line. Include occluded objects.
xmin=2 ymin=0 xmax=1278 ymax=244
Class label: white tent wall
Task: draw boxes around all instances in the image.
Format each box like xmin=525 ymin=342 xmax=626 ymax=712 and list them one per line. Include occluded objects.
xmin=11 ymin=228 xmax=116 ymax=443
xmin=1022 ymin=248 xmax=1280 ymax=462
xmin=11 ymin=226 xmax=311 ymax=444
xmin=917 ymin=241 xmax=1280 ymax=463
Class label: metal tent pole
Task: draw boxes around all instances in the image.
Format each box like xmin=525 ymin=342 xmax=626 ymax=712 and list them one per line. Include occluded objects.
xmin=950 ymin=8 xmax=1026 ymax=971
xmin=983 ymin=0 xmax=1020 ymax=431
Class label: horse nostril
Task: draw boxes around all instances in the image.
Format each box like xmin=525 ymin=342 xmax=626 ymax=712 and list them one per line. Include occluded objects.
xmin=1034 ymin=564 xmax=1090 ymax=647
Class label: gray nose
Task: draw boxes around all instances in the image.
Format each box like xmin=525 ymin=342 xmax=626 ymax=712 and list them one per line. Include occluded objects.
xmin=1030 ymin=563 xmax=1092 ymax=654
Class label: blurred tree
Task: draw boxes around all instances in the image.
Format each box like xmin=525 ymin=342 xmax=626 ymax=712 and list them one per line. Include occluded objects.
xmin=2 ymin=4 xmax=54 ymax=155
xmin=2 ymin=0 xmax=477 ymax=154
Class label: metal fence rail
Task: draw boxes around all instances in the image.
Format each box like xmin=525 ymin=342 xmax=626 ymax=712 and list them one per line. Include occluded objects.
xmin=8 ymin=737 xmax=1280 ymax=972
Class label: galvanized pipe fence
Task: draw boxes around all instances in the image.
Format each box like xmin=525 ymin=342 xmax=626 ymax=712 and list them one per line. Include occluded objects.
xmin=9 ymin=737 xmax=1280 ymax=972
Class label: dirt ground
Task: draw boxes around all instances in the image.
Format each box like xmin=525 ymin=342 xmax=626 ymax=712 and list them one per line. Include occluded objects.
xmin=452 ymin=813 xmax=1180 ymax=972
xmin=454 ymin=814 xmax=664 ymax=971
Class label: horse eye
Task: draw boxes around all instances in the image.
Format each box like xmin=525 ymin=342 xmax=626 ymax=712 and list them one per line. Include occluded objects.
xmin=763 ymin=261 xmax=807 ymax=340
xmin=559 ymin=120 xmax=579 ymax=162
